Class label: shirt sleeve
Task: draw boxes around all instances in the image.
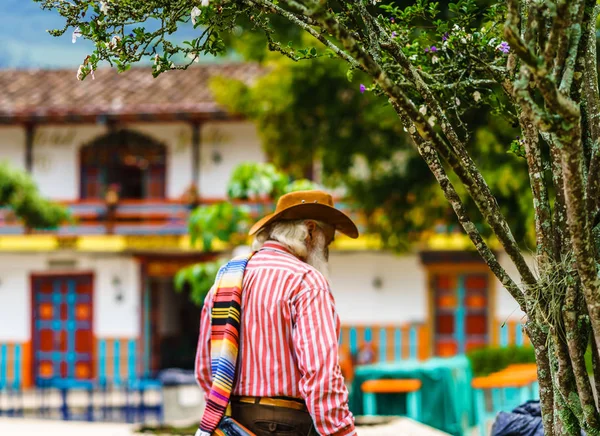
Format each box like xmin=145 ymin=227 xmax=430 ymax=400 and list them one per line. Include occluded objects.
xmin=195 ymin=288 xmax=214 ymax=397
xmin=292 ymin=284 xmax=356 ymax=436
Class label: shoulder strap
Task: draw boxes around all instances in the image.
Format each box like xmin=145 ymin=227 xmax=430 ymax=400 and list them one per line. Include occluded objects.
xmin=198 ymin=252 xmax=255 ymax=434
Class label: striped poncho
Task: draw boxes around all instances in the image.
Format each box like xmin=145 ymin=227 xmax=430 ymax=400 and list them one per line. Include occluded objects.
xmin=198 ymin=253 xmax=254 ymax=435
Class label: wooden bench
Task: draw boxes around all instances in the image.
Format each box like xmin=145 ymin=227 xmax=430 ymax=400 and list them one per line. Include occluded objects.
xmin=472 ymin=372 xmax=538 ymax=436
xmin=361 ymin=379 xmax=422 ymax=419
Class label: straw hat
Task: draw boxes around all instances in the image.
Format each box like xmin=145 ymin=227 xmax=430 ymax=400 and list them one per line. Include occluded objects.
xmin=248 ymin=190 xmax=359 ymax=239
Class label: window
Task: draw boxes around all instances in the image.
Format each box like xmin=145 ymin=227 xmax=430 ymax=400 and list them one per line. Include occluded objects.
xmin=80 ymin=129 xmax=166 ymax=200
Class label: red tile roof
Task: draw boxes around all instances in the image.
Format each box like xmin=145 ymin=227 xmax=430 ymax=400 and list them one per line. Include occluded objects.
xmin=0 ymin=63 xmax=263 ymax=123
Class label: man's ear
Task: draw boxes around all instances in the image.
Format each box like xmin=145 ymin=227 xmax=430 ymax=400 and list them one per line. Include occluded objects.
xmin=305 ymin=220 xmax=317 ymax=240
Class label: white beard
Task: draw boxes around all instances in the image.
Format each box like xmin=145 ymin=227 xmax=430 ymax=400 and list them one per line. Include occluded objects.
xmin=306 ymin=233 xmax=330 ymax=281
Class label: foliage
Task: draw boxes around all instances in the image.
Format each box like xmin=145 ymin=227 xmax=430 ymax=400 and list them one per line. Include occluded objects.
xmin=0 ymin=162 xmax=70 ymax=229
xmin=226 ymin=162 xmax=289 ymax=200
xmin=38 ymin=0 xmax=600 ymax=432
xmin=467 ymin=345 xmax=536 ymax=377
xmin=285 ymin=178 xmax=322 ymax=193
xmin=174 ymin=260 xmax=222 ymax=305
xmin=177 ymin=161 xmax=320 ymax=304
xmin=209 ymin=9 xmax=535 ymax=251
xmin=188 ymin=201 xmax=251 ymax=251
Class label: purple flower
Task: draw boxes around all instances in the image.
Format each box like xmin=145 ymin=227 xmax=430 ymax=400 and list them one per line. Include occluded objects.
xmin=442 ymin=32 xmax=449 ymax=42
xmin=391 ymin=31 xmax=397 ymax=38
xmin=390 ymin=17 xmax=395 ymax=23
xmin=497 ymin=41 xmax=510 ymax=54
xmin=359 ymin=84 xmax=366 ymax=94
xmin=430 ymin=46 xmax=438 ymax=52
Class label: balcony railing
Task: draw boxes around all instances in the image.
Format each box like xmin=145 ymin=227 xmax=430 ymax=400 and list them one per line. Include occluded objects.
xmin=0 ymin=199 xmax=366 ymax=236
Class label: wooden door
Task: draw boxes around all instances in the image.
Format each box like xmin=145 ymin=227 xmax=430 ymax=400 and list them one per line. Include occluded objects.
xmin=32 ymin=274 xmax=94 ymax=383
xmin=432 ymin=272 xmax=490 ymax=356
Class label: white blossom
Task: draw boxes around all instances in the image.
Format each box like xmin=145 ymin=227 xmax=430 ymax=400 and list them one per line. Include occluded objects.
xmin=108 ymin=35 xmax=121 ymax=50
xmin=89 ymin=67 xmax=95 ymax=80
xmin=409 ymin=54 xmax=418 ymax=61
xmin=72 ymin=26 xmax=82 ymax=44
xmin=428 ymin=116 xmax=437 ymax=127
xmin=473 ymin=91 xmax=482 ymax=102
xmin=453 ymin=24 xmax=460 ymax=31
xmin=154 ymin=54 xmax=160 ymax=65
xmin=488 ymin=38 xmax=497 ymax=47
xmin=419 ymin=105 xmax=427 ymax=115
xmin=76 ymin=65 xmax=85 ymax=81
xmin=100 ymin=1 xmax=109 ymax=14
xmin=187 ymin=52 xmax=200 ymax=63
xmin=432 ymin=55 xmax=439 ymax=64
xmin=408 ymin=126 xmax=416 ymax=135
xmin=455 ymin=97 xmax=461 ymax=106
xmin=191 ymin=6 xmax=201 ymax=25
xmin=201 ymin=0 xmax=210 ymax=5
xmin=460 ymin=37 xmax=467 ymax=44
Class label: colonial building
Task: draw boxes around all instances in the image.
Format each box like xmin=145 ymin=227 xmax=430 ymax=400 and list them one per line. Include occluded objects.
xmin=0 ymin=65 xmax=525 ymax=390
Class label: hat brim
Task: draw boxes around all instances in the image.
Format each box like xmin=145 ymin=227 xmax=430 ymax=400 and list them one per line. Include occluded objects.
xmin=248 ymin=203 xmax=359 ymax=239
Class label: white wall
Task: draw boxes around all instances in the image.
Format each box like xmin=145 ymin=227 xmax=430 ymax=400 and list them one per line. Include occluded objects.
xmin=495 ymin=251 xmax=531 ymax=321
xmin=0 ymin=253 xmax=46 ymax=341
xmin=1 ymin=121 xmax=264 ymax=201
xmin=329 ymin=251 xmax=427 ymax=324
xmin=0 ymin=253 xmax=140 ymax=341
xmin=329 ymin=249 xmax=531 ymax=326
xmin=0 ymin=127 xmax=25 ymax=171
xmin=91 ymin=255 xmax=140 ymax=338
xmin=199 ymin=122 xmax=266 ymax=198
xmin=31 ymin=125 xmax=105 ymax=200
xmin=133 ymin=121 xmax=266 ymax=199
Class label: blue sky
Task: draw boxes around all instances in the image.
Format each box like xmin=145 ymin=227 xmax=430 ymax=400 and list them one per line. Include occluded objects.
xmin=0 ymin=1 xmax=225 ymax=69
xmin=0 ymin=0 xmax=96 ymax=68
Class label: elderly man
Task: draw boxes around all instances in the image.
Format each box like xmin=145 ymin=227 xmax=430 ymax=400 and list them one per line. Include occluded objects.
xmin=195 ymin=190 xmax=358 ymax=435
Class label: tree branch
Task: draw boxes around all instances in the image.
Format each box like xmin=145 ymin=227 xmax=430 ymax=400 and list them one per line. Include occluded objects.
xmin=581 ymin=3 xmax=600 ymax=219
xmin=558 ymin=1 xmax=586 ymax=95
xmin=391 ymin=101 xmax=526 ymax=307
xmin=563 ymin=284 xmax=600 ymax=431
xmin=527 ymin=322 xmax=555 ymax=436
xmin=380 ymin=39 xmax=537 ymax=286
xmin=543 ymin=132 xmax=571 ymax=257
xmin=550 ymin=334 xmax=582 ymax=434
xmin=518 ymin=80 xmax=555 ymax=263
xmin=246 ymin=0 xmax=366 ymax=73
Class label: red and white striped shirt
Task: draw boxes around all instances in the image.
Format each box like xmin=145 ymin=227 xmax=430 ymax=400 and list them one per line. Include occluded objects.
xmin=195 ymin=241 xmax=356 ymax=435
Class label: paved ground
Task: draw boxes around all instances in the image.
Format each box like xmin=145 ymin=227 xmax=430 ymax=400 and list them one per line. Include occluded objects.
xmin=0 ymin=417 xmax=457 ymax=436
xmin=0 ymin=418 xmax=134 ymax=436
xmin=357 ymin=418 xmax=451 ymax=435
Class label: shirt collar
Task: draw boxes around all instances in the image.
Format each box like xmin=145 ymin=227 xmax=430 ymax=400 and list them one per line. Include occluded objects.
xmin=261 ymin=241 xmax=294 ymax=256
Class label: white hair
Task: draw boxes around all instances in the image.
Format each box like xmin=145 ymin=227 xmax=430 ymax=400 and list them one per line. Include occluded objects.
xmin=252 ymin=220 xmax=311 ymax=257
xmin=252 ymin=219 xmax=332 ymax=279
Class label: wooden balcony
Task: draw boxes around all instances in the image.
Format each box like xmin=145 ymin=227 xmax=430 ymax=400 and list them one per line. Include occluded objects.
xmin=0 ymin=198 xmax=369 ymax=243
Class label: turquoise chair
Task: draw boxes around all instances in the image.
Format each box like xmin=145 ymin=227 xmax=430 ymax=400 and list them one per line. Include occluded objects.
xmin=361 ymin=378 xmax=422 ymax=420
xmin=473 ymin=374 xmax=536 ymax=436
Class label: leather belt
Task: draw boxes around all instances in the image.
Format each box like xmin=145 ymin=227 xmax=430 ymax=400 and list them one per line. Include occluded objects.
xmin=234 ymin=396 xmax=308 ymax=412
